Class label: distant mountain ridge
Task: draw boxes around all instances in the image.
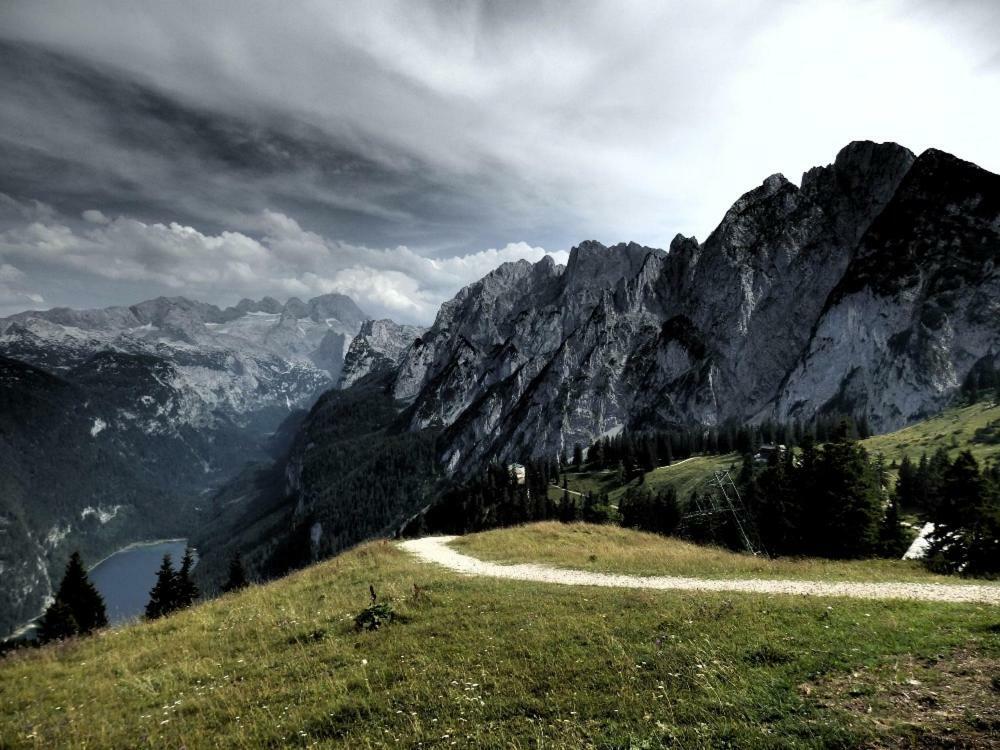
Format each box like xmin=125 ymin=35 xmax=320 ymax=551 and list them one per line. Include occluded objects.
xmin=0 ymin=292 xmax=369 ymax=636
xmin=6 ymin=140 xmax=1000 ymax=633
xmin=339 ymin=319 xmax=428 ymax=389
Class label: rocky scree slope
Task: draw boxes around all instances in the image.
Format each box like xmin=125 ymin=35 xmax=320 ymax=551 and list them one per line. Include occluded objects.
xmin=383 ymin=142 xmax=999 ymax=472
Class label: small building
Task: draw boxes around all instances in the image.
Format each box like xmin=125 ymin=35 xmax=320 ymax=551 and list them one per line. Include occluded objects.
xmin=753 ymin=444 xmax=786 ymax=465
xmin=508 ymin=463 xmax=526 ymax=485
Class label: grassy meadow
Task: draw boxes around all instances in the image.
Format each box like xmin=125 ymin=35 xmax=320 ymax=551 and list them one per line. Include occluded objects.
xmin=550 ymin=453 xmax=740 ymax=506
xmin=862 ymin=398 xmax=1000 ymax=470
xmin=2 ymin=524 xmax=999 ymax=748
xmin=451 ymin=522 xmax=983 ymax=584
xmin=549 ymin=401 xmax=1000 ymax=511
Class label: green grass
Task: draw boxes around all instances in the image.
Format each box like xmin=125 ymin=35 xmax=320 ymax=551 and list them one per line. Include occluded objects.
xmin=861 ymin=398 xmax=1000 ymax=469
xmin=2 ymin=526 xmax=999 ymax=748
xmin=636 ymin=453 xmax=741 ymax=500
xmin=451 ymin=522 xmax=990 ymax=584
xmin=552 ymin=401 xmax=1000 ymax=508
xmin=550 ymin=454 xmax=741 ymax=506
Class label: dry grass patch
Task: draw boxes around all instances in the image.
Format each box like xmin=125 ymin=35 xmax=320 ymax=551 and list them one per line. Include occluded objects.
xmin=807 ymin=646 xmax=1000 ymax=748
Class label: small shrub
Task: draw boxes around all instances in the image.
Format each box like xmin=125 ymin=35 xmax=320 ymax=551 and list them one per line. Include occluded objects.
xmin=354 ymin=601 xmax=395 ymax=632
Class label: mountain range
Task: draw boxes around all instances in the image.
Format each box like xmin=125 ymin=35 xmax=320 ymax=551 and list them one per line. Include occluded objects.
xmin=2 ymin=140 xmax=999 ymax=635
xmin=0 ymin=292 xmax=367 ymax=635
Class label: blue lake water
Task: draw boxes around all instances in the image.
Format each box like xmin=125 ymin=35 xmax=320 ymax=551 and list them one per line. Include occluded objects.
xmin=88 ymin=540 xmax=191 ymax=624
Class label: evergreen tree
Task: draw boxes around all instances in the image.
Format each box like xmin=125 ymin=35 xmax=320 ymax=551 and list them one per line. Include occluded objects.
xmin=223 ymin=552 xmax=249 ymax=592
xmin=175 ymin=547 xmax=200 ymax=607
xmin=572 ymin=443 xmax=584 ymax=468
xmin=145 ymin=554 xmax=179 ymax=619
xmin=558 ymin=489 xmax=578 ymax=522
xmin=814 ymin=431 xmax=883 ymax=558
xmin=37 ymin=599 xmax=78 ymax=643
xmin=925 ymin=450 xmax=1000 ymax=575
xmin=753 ymin=447 xmax=797 ymax=554
xmin=48 ymin=551 xmax=107 ymax=635
xmin=895 ymin=455 xmax=918 ymax=508
xmin=878 ymin=498 xmax=910 ymax=558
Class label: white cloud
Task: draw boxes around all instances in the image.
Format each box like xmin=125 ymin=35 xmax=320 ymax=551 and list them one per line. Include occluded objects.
xmin=0 ymin=262 xmax=44 ymax=314
xmin=81 ymin=209 xmax=110 ymax=224
xmin=0 ymin=209 xmax=564 ymax=323
xmin=0 ymin=193 xmax=55 ymax=223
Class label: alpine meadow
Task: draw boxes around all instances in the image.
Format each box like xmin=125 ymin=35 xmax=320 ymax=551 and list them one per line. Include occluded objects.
xmin=2 ymin=2 xmax=1000 ymax=748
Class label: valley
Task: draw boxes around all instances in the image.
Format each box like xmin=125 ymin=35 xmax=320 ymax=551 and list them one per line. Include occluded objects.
xmin=0 ymin=293 xmax=368 ymax=636
xmin=4 ymin=141 xmax=1000 ymax=641
xmin=4 ymin=5 xmax=1000 ymax=746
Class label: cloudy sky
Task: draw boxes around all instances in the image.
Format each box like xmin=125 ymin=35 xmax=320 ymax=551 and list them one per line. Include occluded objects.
xmin=1 ymin=0 xmax=998 ymax=323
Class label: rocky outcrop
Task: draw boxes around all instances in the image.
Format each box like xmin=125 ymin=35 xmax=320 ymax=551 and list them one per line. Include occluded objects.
xmin=385 ymin=142 xmax=999 ymax=472
xmin=340 ymin=319 xmax=427 ymax=389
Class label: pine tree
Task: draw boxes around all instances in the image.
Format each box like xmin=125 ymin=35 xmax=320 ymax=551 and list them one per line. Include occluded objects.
xmin=37 ymin=599 xmax=79 ymax=643
xmin=895 ymin=455 xmax=917 ymax=507
xmin=223 ymin=552 xmax=249 ymax=592
xmin=653 ymin=488 xmax=681 ymax=535
xmin=145 ymin=554 xmax=179 ymax=619
xmin=814 ymin=432 xmax=883 ymax=558
xmin=175 ymin=547 xmax=200 ymax=607
xmin=50 ymin=551 xmax=107 ymax=634
xmin=878 ymin=498 xmax=910 ymax=558
xmin=925 ymin=450 xmax=996 ymax=574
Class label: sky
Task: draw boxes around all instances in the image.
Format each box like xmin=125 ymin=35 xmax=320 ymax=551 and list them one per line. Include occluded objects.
xmin=0 ymin=0 xmax=998 ymax=323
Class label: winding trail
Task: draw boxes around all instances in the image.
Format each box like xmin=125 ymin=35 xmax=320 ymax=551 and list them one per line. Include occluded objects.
xmin=399 ymin=536 xmax=1000 ymax=605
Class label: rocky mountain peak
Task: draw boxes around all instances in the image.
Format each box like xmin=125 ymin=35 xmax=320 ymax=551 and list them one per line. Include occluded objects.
xmin=382 ymin=141 xmax=1000 ymax=473
xmin=306 ymin=293 xmax=367 ymax=328
xmin=564 ymin=241 xmax=664 ymax=293
xmin=339 ymin=318 xmax=427 ymax=389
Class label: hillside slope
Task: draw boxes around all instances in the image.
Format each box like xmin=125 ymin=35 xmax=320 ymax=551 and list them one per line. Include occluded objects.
xmin=1 ymin=524 xmax=997 ymax=748
xmin=553 ymin=399 xmax=1000 ymax=506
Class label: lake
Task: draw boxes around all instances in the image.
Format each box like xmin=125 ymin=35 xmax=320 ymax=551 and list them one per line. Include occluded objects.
xmin=88 ymin=540 xmax=191 ymax=624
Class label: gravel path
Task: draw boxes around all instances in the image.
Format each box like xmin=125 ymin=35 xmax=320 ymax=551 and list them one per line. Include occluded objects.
xmin=399 ymin=536 xmax=1000 ymax=604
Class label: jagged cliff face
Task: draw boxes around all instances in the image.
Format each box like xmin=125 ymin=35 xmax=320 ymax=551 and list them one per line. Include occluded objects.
xmin=776 ymin=148 xmax=1000 ymax=424
xmin=387 ymin=142 xmax=999 ymax=471
xmin=339 ymin=319 xmax=427 ymax=389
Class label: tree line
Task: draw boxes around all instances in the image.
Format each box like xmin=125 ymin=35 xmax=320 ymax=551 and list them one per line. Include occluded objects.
xmin=409 ymin=417 xmax=998 ymax=577
xmin=580 ymin=414 xmax=872 ymax=477
xmin=34 ymin=547 xmax=250 ymax=645
xmin=895 ymin=449 xmax=1000 ymax=576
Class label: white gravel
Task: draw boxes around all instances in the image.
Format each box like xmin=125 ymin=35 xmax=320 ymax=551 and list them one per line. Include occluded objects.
xmin=398 ymin=536 xmax=1000 ymax=605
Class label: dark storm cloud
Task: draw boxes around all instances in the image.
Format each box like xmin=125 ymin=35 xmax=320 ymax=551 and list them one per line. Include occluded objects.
xmin=0 ymin=39 xmax=521 ymax=249
xmin=0 ymin=1 xmax=998 ymax=320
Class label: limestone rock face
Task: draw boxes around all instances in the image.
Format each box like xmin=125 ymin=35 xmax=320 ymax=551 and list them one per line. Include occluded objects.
xmin=340 ymin=319 xmax=427 ymax=389
xmin=385 ymin=142 xmax=999 ymax=471
xmin=0 ymin=293 xmax=369 ymax=430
